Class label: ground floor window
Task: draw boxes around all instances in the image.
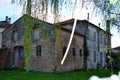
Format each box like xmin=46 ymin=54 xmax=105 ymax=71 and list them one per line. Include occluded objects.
xmin=36 ymin=45 xmax=42 ymax=56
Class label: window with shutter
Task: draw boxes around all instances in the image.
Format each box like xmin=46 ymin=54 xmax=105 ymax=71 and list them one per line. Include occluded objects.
xmin=36 ymin=45 xmax=41 ymax=56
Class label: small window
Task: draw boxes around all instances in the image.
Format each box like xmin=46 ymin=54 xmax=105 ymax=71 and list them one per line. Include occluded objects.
xmin=63 ymin=46 xmax=66 ymax=56
xmin=73 ymin=48 xmax=76 ymax=56
xmin=12 ymin=29 xmax=18 ymax=42
xmin=100 ymin=33 xmax=102 ymax=43
xmin=79 ymin=49 xmax=82 ymax=57
xmin=104 ymin=36 xmax=106 ymax=44
xmin=94 ymin=32 xmax=96 ymax=41
xmin=87 ymin=29 xmax=90 ymax=39
xmin=36 ymin=45 xmax=41 ymax=56
xmin=33 ymin=28 xmax=40 ymax=40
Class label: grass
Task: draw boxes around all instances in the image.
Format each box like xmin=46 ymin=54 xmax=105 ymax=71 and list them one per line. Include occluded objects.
xmin=0 ymin=69 xmax=119 ymax=80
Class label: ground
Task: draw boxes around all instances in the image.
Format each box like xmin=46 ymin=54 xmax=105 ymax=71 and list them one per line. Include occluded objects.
xmin=0 ymin=69 xmax=118 ymax=80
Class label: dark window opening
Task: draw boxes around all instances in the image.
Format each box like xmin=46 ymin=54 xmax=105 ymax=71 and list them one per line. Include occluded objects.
xmin=80 ymin=49 xmax=82 ymax=57
xmin=94 ymin=32 xmax=96 ymax=41
xmin=36 ymin=45 xmax=41 ymax=56
xmin=73 ymin=48 xmax=76 ymax=56
xmin=62 ymin=46 xmax=66 ymax=56
xmin=94 ymin=51 xmax=96 ymax=62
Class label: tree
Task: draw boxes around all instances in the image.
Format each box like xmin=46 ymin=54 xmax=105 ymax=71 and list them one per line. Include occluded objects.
xmin=11 ymin=0 xmax=120 ymax=72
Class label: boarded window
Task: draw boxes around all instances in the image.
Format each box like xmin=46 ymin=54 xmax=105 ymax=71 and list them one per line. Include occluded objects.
xmin=36 ymin=45 xmax=41 ymax=56
xmin=73 ymin=48 xmax=76 ymax=56
xmin=62 ymin=46 xmax=66 ymax=56
xmin=79 ymin=49 xmax=82 ymax=57
xmin=33 ymin=28 xmax=40 ymax=40
xmin=12 ymin=30 xmax=18 ymax=42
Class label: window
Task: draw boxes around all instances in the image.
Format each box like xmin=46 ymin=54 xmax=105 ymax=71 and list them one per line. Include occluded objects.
xmin=100 ymin=33 xmax=102 ymax=43
xmin=87 ymin=29 xmax=90 ymax=39
xmin=36 ymin=45 xmax=41 ymax=56
xmin=33 ymin=28 xmax=40 ymax=40
xmin=94 ymin=51 xmax=96 ymax=62
xmin=12 ymin=29 xmax=18 ymax=42
xmin=62 ymin=46 xmax=66 ymax=56
xmin=73 ymin=48 xmax=76 ymax=56
xmin=100 ymin=52 xmax=103 ymax=64
xmin=94 ymin=32 xmax=96 ymax=41
xmin=104 ymin=35 xmax=107 ymax=44
xmin=79 ymin=49 xmax=82 ymax=57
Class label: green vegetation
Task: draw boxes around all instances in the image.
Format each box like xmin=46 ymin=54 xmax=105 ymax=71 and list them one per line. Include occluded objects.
xmin=0 ymin=69 xmax=118 ymax=80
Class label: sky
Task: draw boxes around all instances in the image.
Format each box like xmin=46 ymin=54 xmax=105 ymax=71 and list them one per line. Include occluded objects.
xmin=0 ymin=0 xmax=120 ymax=48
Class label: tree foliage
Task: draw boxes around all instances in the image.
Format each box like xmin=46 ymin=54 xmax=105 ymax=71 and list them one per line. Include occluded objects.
xmin=11 ymin=0 xmax=120 ymax=72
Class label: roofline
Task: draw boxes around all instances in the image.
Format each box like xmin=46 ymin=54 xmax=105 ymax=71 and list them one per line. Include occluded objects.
xmin=61 ymin=27 xmax=85 ymax=37
xmin=112 ymin=46 xmax=120 ymax=49
xmin=2 ymin=14 xmax=110 ymax=35
xmin=2 ymin=14 xmax=53 ymax=33
xmin=57 ymin=18 xmax=110 ymax=34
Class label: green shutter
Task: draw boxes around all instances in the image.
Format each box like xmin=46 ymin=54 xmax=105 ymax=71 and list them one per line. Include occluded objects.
xmin=36 ymin=45 xmax=41 ymax=56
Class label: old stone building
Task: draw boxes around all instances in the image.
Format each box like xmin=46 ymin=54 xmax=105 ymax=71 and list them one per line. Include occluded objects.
xmin=1 ymin=14 xmax=110 ymax=72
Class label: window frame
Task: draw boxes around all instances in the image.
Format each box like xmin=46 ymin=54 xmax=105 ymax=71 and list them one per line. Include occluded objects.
xmin=12 ymin=29 xmax=18 ymax=42
xmin=36 ymin=45 xmax=42 ymax=56
xmin=33 ymin=27 xmax=40 ymax=40
xmin=72 ymin=48 xmax=76 ymax=56
xmin=79 ymin=49 xmax=82 ymax=57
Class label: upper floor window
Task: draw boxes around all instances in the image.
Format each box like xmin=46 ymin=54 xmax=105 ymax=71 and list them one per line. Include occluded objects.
xmin=94 ymin=32 xmax=96 ymax=41
xmin=33 ymin=27 xmax=40 ymax=40
xmin=87 ymin=29 xmax=90 ymax=39
xmin=12 ymin=29 xmax=18 ymax=42
xmin=100 ymin=33 xmax=102 ymax=43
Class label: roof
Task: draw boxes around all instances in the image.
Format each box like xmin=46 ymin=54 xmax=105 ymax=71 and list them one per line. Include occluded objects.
xmin=111 ymin=46 xmax=120 ymax=54
xmin=57 ymin=19 xmax=110 ymax=34
xmin=2 ymin=14 xmax=109 ymax=36
xmin=112 ymin=46 xmax=120 ymax=50
xmin=0 ymin=21 xmax=11 ymax=28
xmin=61 ymin=27 xmax=85 ymax=37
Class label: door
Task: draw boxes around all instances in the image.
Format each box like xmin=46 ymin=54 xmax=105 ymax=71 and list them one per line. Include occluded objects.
xmin=14 ymin=47 xmax=19 ymax=67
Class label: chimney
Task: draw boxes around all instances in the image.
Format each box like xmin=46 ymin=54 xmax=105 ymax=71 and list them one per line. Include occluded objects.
xmin=5 ymin=16 xmax=11 ymax=24
xmin=98 ymin=23 xmax=100 ymax=27
xmin=87 ymin=13 xmax=89 ymax=21
xmin=6 ymin=16 xmax=8 ymax=22
xmin=8 ymin=18 xmax=11 ymax=24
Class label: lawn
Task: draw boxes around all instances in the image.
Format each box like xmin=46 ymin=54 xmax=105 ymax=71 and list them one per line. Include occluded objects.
xmin=0 ymin=69 xmax=119 ymax=80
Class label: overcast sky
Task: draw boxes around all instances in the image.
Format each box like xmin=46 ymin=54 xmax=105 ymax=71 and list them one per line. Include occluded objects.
xmin=0 ymin=0 xmax=120 ymax=48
